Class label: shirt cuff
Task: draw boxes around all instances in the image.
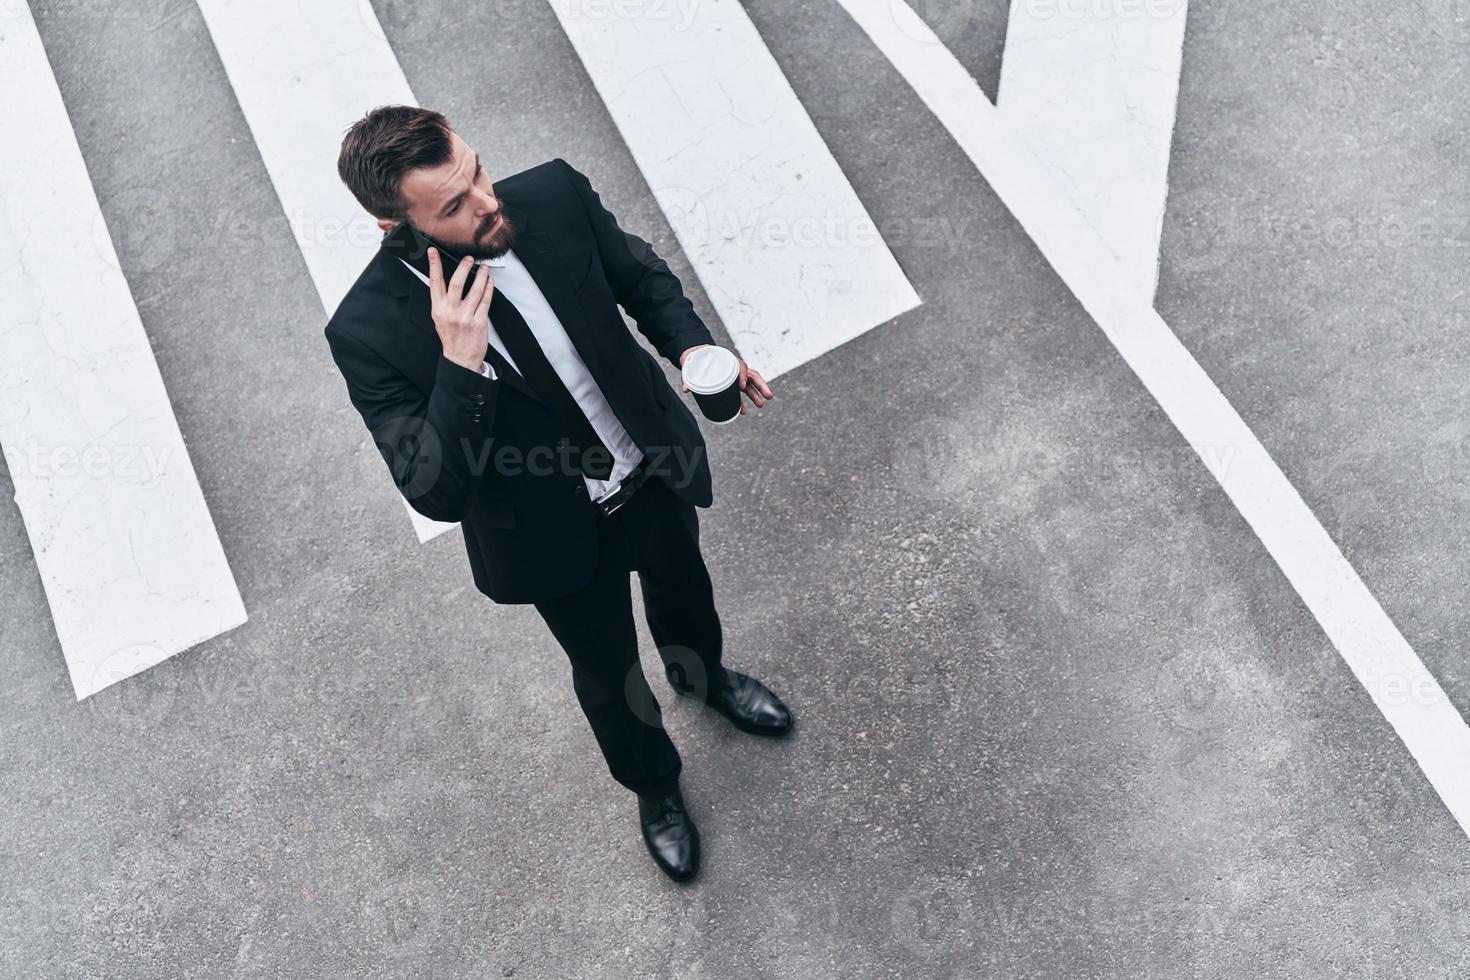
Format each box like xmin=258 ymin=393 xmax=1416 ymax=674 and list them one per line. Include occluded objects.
xmin=480 ymin=360 xmax=497 ymax=380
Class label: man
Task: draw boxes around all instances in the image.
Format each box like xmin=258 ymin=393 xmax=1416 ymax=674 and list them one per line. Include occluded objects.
xmin=324 ymin=105 xmax=792 ymax=883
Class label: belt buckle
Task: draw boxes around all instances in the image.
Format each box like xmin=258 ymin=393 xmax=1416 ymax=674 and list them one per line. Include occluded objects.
xmin=595 ymin=481 xmax=629 ymax=517
xmin=594 ymin=458 xmax=652 ymax=517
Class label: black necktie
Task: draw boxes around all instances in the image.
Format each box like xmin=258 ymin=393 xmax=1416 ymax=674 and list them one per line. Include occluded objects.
xmin=487 ymin=285 xmax=614 ymax=480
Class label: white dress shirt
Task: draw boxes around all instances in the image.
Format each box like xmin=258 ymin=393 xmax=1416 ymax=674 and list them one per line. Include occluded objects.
xmin=399 ymin=250 xmax=644 ymax=501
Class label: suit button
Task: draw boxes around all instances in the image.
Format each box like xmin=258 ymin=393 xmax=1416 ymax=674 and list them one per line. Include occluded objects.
xmin=556 ymin=436 xmax=570 ymax=449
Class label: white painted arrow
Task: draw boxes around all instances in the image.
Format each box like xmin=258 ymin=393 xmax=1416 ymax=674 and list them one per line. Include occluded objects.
xmin=838 ymin=0 xmax=1470 ymax=838
xmin=997 ymin=0 xmax=1190 ymax=304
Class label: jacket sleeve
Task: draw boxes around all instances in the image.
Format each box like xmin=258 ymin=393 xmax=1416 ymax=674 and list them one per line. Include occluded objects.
xmin=325 ymin=326 xmax=499 ymax=524
xmin=554 ymin=157 xmax=716 ymax=369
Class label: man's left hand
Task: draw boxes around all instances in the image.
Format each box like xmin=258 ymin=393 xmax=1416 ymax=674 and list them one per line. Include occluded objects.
xmin=679 ymin=344 xmax=774 ymax=415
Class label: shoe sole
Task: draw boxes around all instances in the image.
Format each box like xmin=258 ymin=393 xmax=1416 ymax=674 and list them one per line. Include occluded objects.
xmin=715 ymin=704 xmax=795 ymax=737
xmin=725 ymin=715 xmax=794 ymax=737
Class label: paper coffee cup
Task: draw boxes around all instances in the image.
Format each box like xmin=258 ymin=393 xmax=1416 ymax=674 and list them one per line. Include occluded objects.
xmin=681 ymin=346 xmax=741 ymax=424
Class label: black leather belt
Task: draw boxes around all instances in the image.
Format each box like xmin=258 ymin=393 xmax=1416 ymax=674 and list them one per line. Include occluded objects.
xmin=591 ymin=454 xmax=658 ymax=518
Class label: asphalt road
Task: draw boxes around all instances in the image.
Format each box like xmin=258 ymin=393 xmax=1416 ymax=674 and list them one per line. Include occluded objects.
xmin=1 ymin=0 xmax=1467 ymax=977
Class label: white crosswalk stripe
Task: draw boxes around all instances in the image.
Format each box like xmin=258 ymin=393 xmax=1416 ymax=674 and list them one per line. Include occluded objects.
xmin=195 ymin=0 xmax=456 ymax=544
xmin=548 ymin=0 xmax=921 ymax=381
xmin=0 ymin=0 xmax=247 ymax=699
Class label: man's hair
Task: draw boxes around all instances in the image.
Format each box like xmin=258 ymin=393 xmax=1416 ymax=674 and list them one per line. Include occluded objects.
xmin=337 ymin=105 xmax=454 ymax=220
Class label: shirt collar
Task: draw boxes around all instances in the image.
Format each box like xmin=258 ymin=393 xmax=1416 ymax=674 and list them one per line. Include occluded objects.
xmin=396 ymin=249 xmax=511 ymax=287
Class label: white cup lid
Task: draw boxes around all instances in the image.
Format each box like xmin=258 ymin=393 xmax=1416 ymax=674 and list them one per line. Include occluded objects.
xmin=681 ymin=345 xmax=740 ymax=394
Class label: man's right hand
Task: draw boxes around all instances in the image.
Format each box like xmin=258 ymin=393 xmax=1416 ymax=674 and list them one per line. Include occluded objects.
xmin=428 ymin=247 xmax=495 ymax=372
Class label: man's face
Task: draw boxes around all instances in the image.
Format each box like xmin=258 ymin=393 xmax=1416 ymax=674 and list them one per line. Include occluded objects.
xmin=390 ymin=131 xmax=516 ymax=259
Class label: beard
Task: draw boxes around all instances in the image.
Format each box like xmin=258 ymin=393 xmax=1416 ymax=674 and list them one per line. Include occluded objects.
xmin=459 ymin=211 xmax=517 ymax=260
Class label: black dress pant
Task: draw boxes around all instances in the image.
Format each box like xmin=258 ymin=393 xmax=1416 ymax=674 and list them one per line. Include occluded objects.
xmin=532 ymin=470 xmax=728 ymax=799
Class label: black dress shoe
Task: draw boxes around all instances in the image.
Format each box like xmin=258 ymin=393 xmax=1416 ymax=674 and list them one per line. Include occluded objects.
xmin=699 ymin=669 xmax=794 ymax=737
xmin=638 ymin=788 xmax=700 ymax=882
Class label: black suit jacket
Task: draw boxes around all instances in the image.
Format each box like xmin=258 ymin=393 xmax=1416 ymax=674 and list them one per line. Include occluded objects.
xmin=324 ymin=158 xmax=716 ymax=604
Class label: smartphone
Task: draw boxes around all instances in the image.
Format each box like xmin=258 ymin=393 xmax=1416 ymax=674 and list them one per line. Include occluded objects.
xmin=381 ymin=220 xmax=480 ymax=299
